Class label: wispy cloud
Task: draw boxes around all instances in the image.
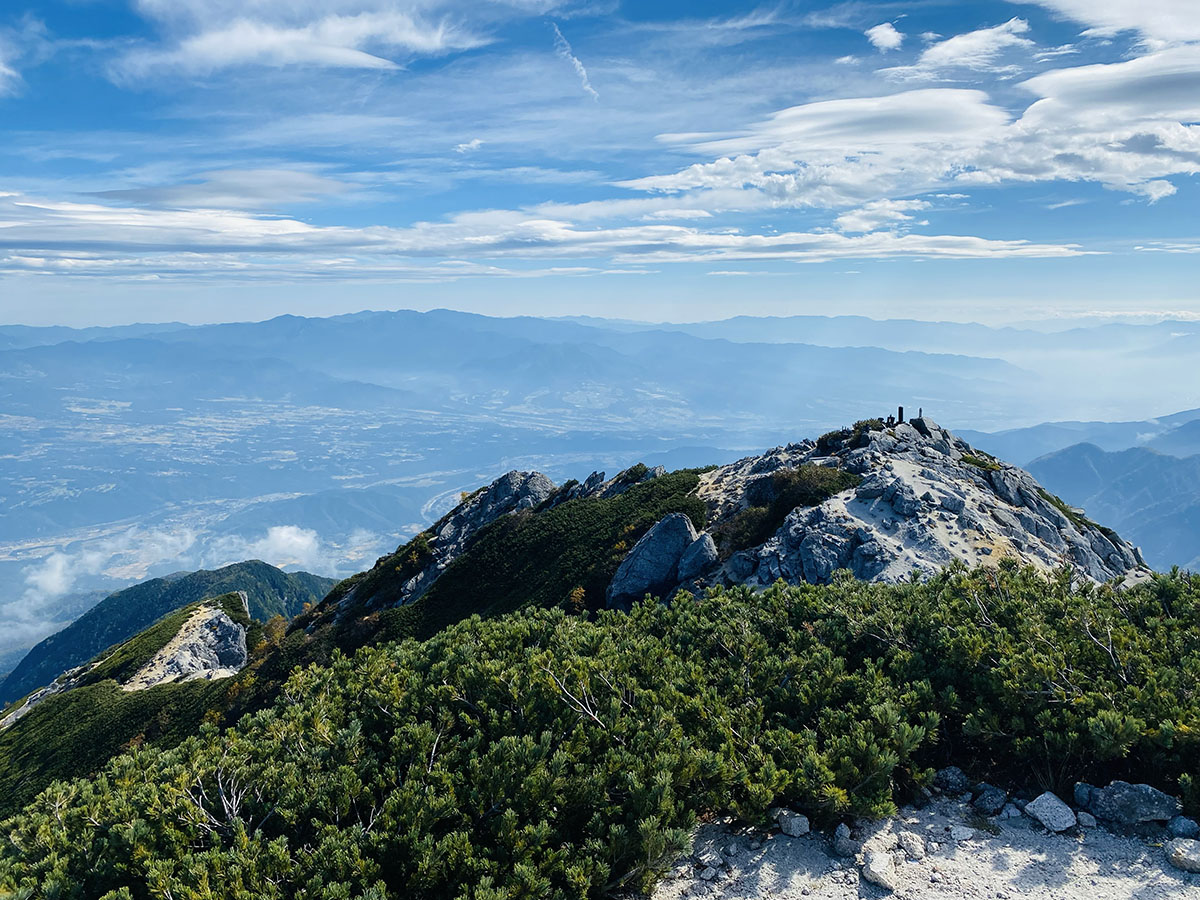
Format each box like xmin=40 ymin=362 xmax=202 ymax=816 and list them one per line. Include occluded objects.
xmin=89 ymin=168 xmax=352 ymax=210
xmin=0 ymin=54 xmax=17 ymax=96
xmin=884 ymin=18 xmax=1035 ymax=78
xmin=17 ymin=527 xmax=198 ymax=609
xmin=835 ymin=199 xmax=930 ymax=233
xmin=116 ymin=5 xmax=489 ymax=76
xmin=550 ymin=22 xmax=598 ymax=100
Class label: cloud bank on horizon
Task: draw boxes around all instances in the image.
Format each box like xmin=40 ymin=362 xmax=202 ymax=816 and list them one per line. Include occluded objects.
xmin=0 ymin=0 xmax=1198 ymax=322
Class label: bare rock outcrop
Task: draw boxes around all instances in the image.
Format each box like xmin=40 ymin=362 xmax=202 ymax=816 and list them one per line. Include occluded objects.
xmin=122 ymin=601 xmax=248 ymax=692
xmin=607 ymin=513 xmax=699 ymax=610
xmin=346 ymin=469 xmax=555 ymax=610
xmin=697 ymin=416 xmax=1149 ymax=591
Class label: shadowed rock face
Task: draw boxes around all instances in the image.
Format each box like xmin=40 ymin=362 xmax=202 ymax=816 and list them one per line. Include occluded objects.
xmin=606 ymin=513 xmax=700 ymax=610
xmin=697 ymin=417 xmax=1149 ymax=591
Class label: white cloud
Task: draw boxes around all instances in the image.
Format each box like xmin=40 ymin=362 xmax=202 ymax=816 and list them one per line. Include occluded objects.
xmin=654 ymin=88 xmax=1010 ymax=158
xmin=835 ymin=199 xmax=931 ymax=233
xmin=884 ymin=17 xmax=1034 ymax=78
xmin=866 ymin=23 xmax=904 ymax=52
xmin=625 ymin=38 xmax=1200 ymax=212
xmin=0 ymin=56 xmax=17 ymax=96
xmin=1017 ymin=1 xmax=1200 ymax=46
xmin=455 ymin=138 xmax=484 ymax=153
xmin=0 ymin=18 xmax=39 ymax=97
xmin=613 ymin=229 xmax=1085 ymax=265
xmin=551 ymin=22 xmax=598 ymax=100
xmin=207 ymin=525 xmax=324 ymax=571
xmin=978 ymin=45 xmax=1200 ymax=199
xmin=203 ymin=524 xmax=395 ymax=574
xmin=117 ymin=3 xmax=495 ymax=75
xmin=629 ymin=90 xmax=1011 ymax=207
xmin=122 ymin=13 xmax=482 ymax=74
xmin=16 ymin=527 xmax=199 ymax=609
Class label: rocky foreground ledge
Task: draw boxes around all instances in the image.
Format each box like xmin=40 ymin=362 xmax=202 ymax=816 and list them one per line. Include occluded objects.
xmin=654 ymin=772 xmax=1200 ymax=900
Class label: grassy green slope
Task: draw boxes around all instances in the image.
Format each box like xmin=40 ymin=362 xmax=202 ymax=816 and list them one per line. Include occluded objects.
xmin=0 ymin=561 xmax=333 ymax=706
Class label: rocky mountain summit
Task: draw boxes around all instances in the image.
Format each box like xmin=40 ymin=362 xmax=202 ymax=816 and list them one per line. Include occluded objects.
xmin=336 ymin=416 xmax=1150 ymax=618
xmin=694 ymin=415 xmax=1149 ymax=592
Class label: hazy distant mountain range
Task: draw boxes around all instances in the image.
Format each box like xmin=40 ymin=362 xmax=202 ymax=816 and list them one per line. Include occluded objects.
xmin=1 ymin=309 xmax=1197 ymax=659
xmin=959 ymin=407 xmax=1200 ymax=467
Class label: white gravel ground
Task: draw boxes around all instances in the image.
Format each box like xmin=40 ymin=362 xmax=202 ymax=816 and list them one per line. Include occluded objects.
xmin=652 ymin=797 xmax=1200 ymax=900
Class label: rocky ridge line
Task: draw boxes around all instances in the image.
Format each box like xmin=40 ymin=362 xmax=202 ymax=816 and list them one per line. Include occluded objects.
xmin=341 ymin=417 xmax=1149 ymax=616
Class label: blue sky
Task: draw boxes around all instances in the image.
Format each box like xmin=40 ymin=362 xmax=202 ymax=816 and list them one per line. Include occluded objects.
xmin=1 ymin=0 xmax=1198 ymax=325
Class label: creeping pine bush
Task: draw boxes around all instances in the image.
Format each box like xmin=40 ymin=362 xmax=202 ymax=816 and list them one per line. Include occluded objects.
xmin=3 ymin=564 xmax=1200 ymax=900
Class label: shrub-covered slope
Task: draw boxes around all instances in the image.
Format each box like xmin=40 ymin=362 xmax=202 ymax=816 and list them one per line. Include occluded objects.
xmin=0 ymin=593 xmax=255 ymax=816
xmin=310 ymin=468 xmax=709 ymax=643
xmin=2 ymin=565 xmax=1198 ymax=899
xmin=0 ymin=561 xmax=334 ymax=706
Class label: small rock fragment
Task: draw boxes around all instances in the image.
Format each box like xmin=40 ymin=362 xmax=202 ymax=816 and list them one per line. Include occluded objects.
xmin=699 ymin=866 xmax=719 ymax=881
xmin=1167 ymin=839 xmax=1200 ymax=874
xmin=973 ymin=783 xmax=1008 ymax=815
xmin=862 ymin=850 xmax=898 ymax=892
xmin=935 ymin=766 xmax=971 ymax=794
xmin=777 ymin=810 xmax=811 ymax=837
xmin=949 ymin=825 xmax=976 ymax=842
xmin=1025 ymin=792 xmax=1077 ymax=833
xmin=1077 ymin=811 xmax=1097 ymax=828
xmin=898 ymin=831 xmax=926 ymax=859
xmin=833 ymin=822 xmax=859 ymax=857
xmin=1074 ymin=782 xmax=1096 ymax=809
xmin=1000 ymin=803 xmax=1022 ymax=819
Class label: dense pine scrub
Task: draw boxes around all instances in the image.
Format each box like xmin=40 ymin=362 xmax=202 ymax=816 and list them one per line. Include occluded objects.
xmin=3 ymin=563 xmax=1199 ymax=899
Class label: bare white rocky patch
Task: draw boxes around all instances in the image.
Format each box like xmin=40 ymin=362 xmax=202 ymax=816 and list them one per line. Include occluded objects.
xmin=121 ymin=600 xmax=248 ymax=692
xmin=654 ymin=796 xmax=1200 ymax=900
